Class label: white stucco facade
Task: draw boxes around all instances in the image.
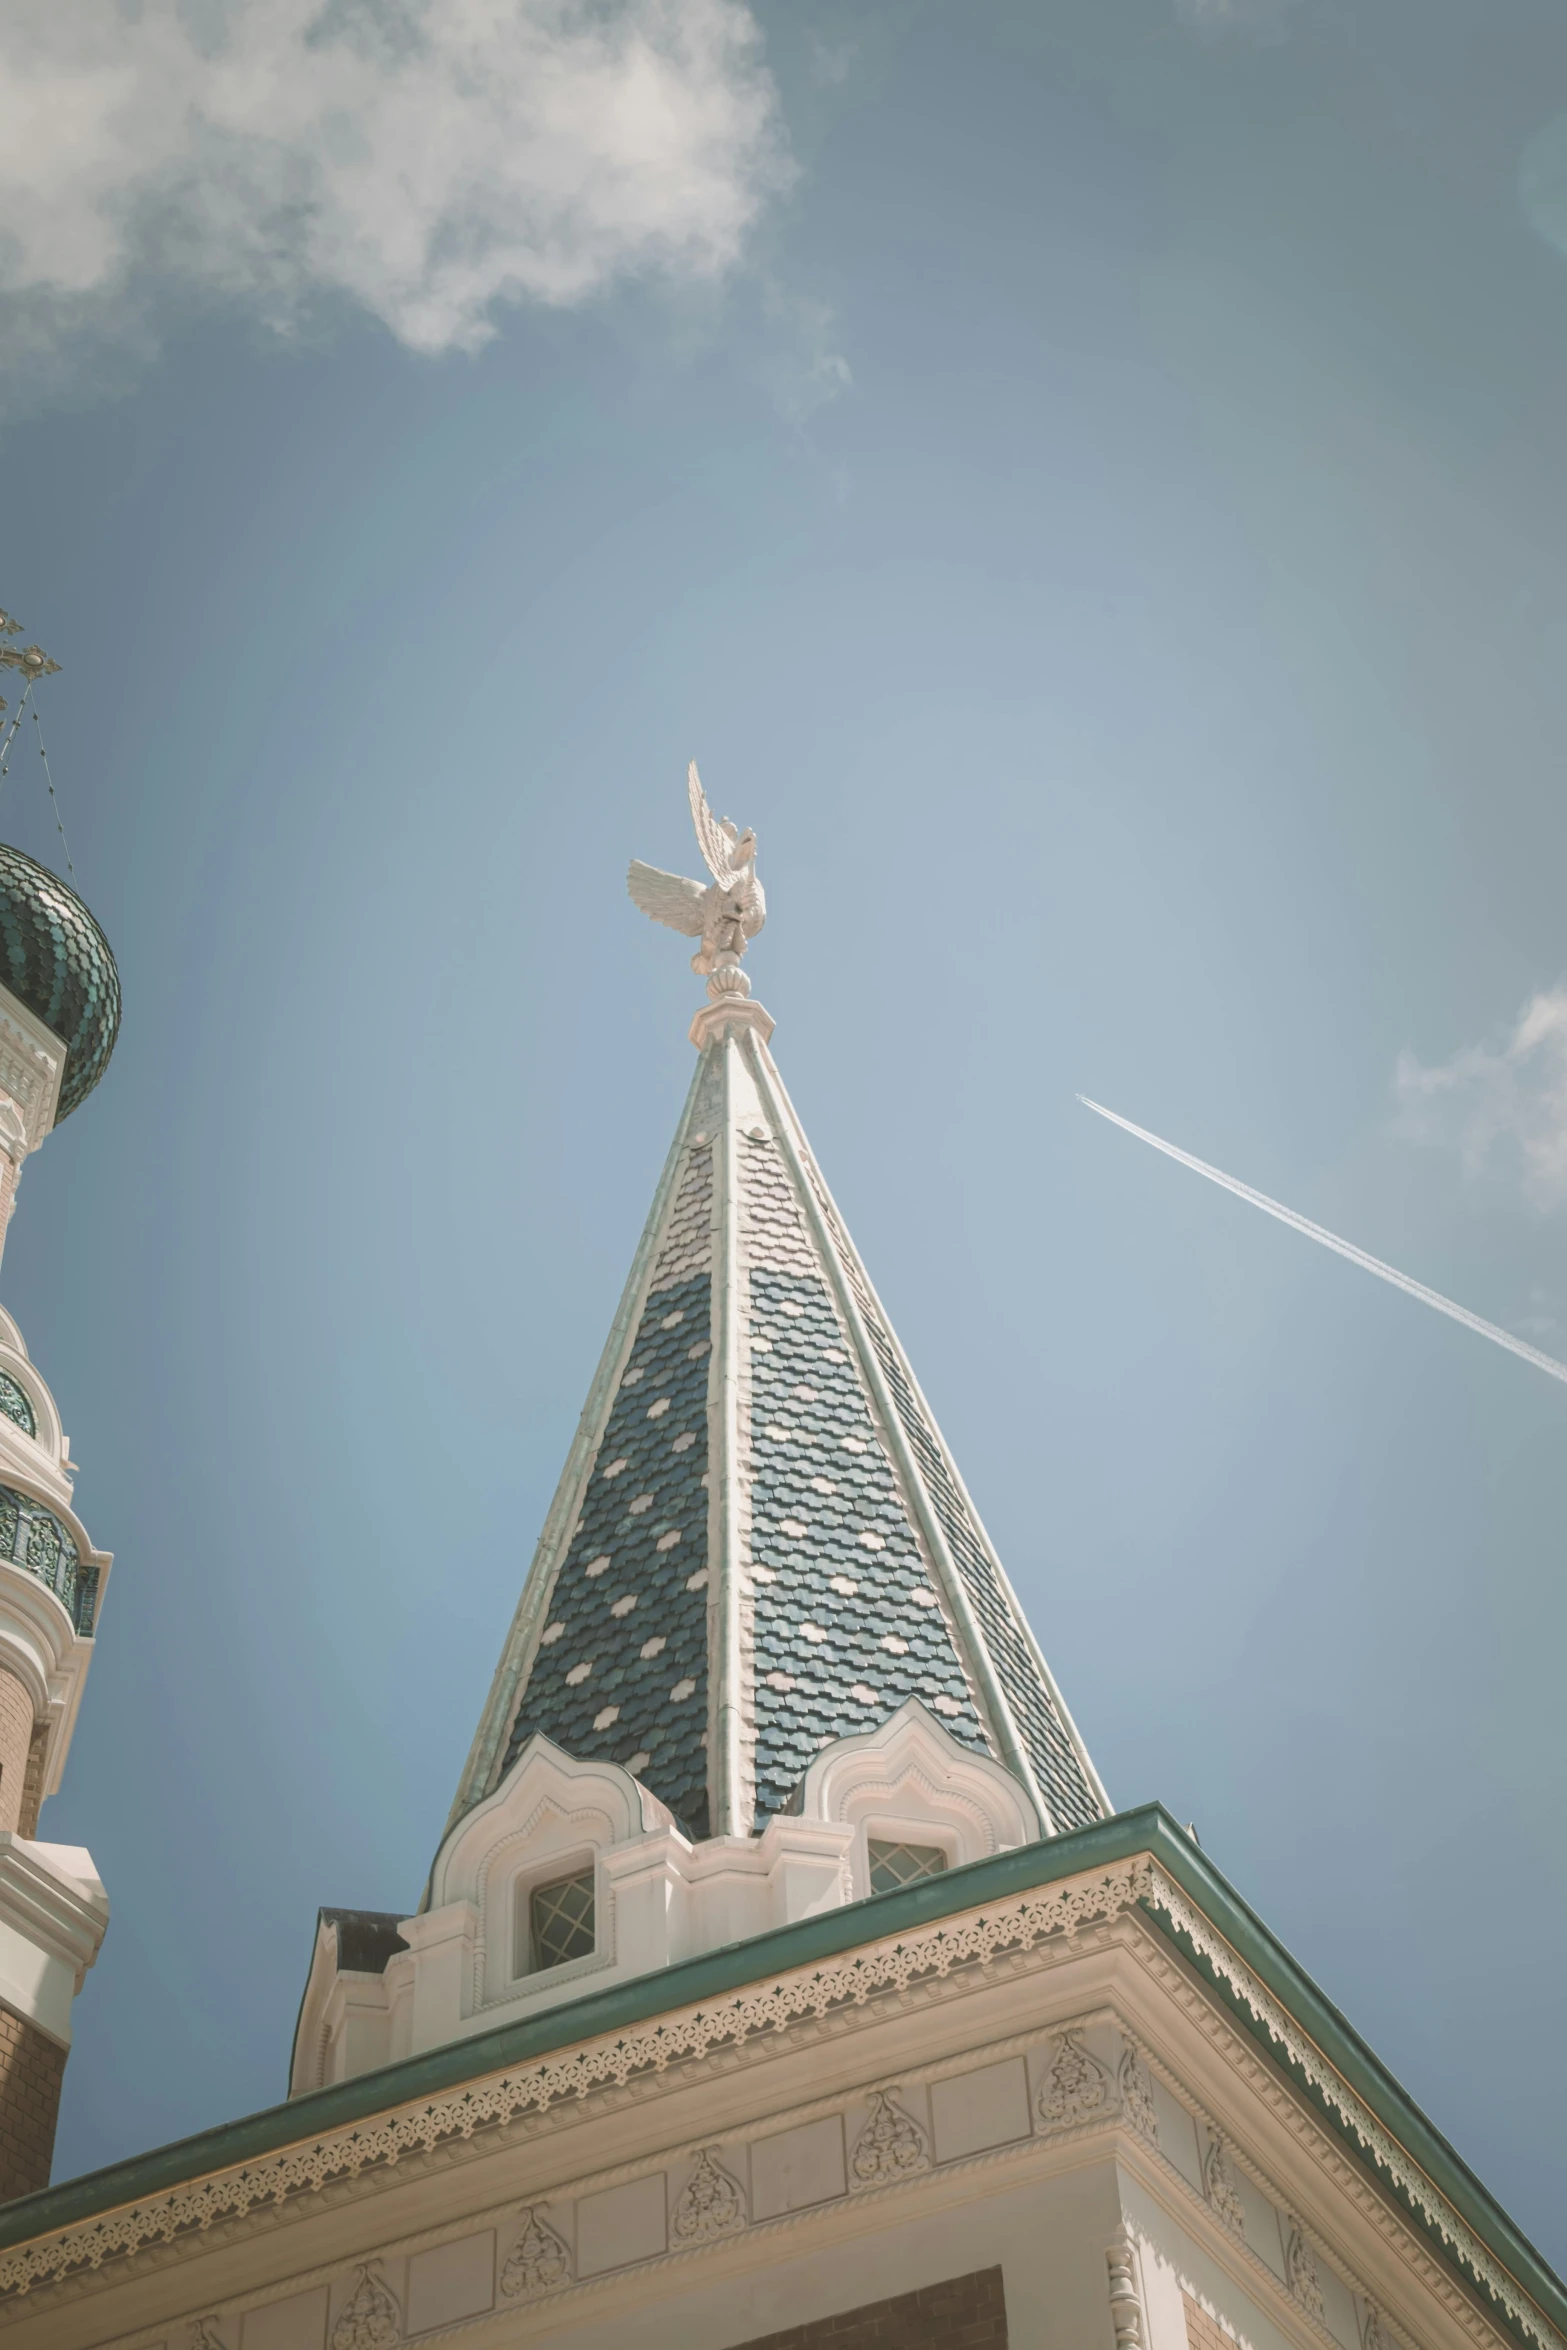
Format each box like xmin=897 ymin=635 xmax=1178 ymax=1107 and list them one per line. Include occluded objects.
xmin=3 ymin=1825 xmax=1554 ymax=2350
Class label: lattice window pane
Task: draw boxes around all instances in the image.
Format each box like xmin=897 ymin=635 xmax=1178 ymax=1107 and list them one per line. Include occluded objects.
xmin=0 ymin=1373 xmax=35 ymax=1436
xmin=528 ymin=1868 xmax=595 ymax=1971
xmin=867 ymin=1838 xmax=948 ymax=1895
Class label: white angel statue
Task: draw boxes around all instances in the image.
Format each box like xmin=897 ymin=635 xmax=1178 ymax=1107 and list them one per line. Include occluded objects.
xmin=628 ymin=764 xmax=766 ymax=985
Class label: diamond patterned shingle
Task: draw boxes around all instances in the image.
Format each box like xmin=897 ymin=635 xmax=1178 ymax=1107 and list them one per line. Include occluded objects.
xmin=749 ymin=1263 xmax=988 ymax=1817
xmin=739 ymin=1131 xmax=989 ymax=1818
xmin=501 ymin=1149 xmax=715 ymax=1837
xmin=475 ymin=1022 xmax=1106 ymax=1851
xmin=791 ymin=1133 xmax=1105 ymax=1832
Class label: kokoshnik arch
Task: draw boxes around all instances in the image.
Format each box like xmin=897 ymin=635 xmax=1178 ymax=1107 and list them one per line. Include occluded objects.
xmin=0 ymin=772 xmax=1559 ymax=2350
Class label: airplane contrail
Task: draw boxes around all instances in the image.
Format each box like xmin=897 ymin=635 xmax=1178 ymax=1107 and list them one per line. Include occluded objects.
xmin=1077 ymin=1095 xmax=1567 ymax=1389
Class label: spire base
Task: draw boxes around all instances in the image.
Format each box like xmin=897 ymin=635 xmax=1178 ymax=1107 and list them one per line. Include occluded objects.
xmin=689 ymin=997 xmax=775 ymax=1051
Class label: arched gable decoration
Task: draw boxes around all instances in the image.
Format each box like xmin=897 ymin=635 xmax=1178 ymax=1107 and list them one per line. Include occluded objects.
xmin=797 ymin=1699 xmax=1041 ymax=1895
xmin=290 ymin=1712 xmax=1041 ymax=2093
xmin=427 ymin=1733 xmax=673 ymax=1916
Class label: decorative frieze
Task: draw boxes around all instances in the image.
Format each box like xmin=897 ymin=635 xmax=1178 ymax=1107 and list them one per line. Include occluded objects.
xmin=499 ymin=2207 xmax=571 ymax=2298
xmin=3 ymin=1852 xmax=1558 ymax=2350
xmin=849 ymin=2090 xmax=930 ymax=2187
xmin=1118 ymin=2045 xmax=1158 ymax=2145
xmin=2 ymin=1859 xmax=1152 ymax=2300
xmin=330 ymin=2263 xmax=401 ymax=2350
xmin=1286 ymin=2219 xmax=1327 ymax=2325
xmin=672 ymin=2148 xmax=747 ymax=2243
xmin=1140 ymin=1870 xmax=1550 ymax=2350
xmin=1036 ymin=2030 xmax=1113 ymax=2130
xmin=1202 ymin=2134 xmax=1246 ymax=2240
xmin=46 ymin=2013 xmax=1517 ymax=2350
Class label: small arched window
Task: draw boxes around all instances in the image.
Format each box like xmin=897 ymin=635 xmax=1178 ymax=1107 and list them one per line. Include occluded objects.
xmin=516 ymin=1865 xmax=596 ymax=1975
xmin=0 ymin=1373 xmax=36 ymax=1437
xmin=867 ymin=1838 xmax=947 ymax=1896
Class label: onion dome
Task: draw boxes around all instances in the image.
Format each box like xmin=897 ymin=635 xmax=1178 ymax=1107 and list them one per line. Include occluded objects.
xmin=0 ymin=843 xmax=120 ymax=1119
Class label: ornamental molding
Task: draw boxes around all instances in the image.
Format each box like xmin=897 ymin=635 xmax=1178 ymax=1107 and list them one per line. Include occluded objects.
xmin=1121 ymin=1980 xmax=1527 ymax=2350
xmin=330 ymin=2262 xmax=401 ymax=2350
xmin=671 ymin=2147 xmax=746 ymax=2243
xmin=0 ymin=1853 xmax=1156 ymax=2300
xmin=1287 ymin=2219 xmax=1329 ymax=2326
xmin=2 ymin=1850 xmax=1558 ymax=2350
xmin=1107 ymin=2229 xmax=1147 ymax=2350
xmin=58 ymin=2020 xmax=1536 ymax=2350
xmin=498 ymin=2208 xmax=571 ymax=2299
xmin=848 ymin=2089 xmax=930 ymax=2188
xmin=0 ymin=1006 xmax=59 ymax=1153
xmin=1037 ymin=2029 xmax=1115 ymax=2131
xmin=794 ymin=1701 xmax=1040 ymax=1857
xmin=1136 ymin=1870 xmax=1559 ymax=2350
xmin=1119 ymin=2044 xmax=1159 ymax=2146
xmin=1204 ymin=2132 xmax=1247 ymax=2238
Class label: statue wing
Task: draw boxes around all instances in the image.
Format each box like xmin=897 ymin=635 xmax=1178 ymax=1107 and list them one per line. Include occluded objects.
xmin=687 ymin=761 xmax=742 ymax=887
xmin=627 ymin=859 xmax=706 ymax=937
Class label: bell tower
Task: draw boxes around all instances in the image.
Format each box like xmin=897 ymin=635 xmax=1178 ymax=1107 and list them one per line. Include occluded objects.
xmin=0 ymin=686 xmax=121 ymax=2198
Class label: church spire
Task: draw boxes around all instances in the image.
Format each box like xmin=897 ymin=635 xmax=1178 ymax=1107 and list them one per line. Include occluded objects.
xmin=447 ymin=774 xmax=1106 ymax=1848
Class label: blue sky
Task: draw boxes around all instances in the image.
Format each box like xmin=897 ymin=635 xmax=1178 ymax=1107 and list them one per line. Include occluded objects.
xmin=5 ymin=0 xmax=1567 ymax=2262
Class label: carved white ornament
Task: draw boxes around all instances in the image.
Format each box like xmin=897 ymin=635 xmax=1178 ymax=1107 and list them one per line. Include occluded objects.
xmin=849 ymin=2089 xmax=930 ymax=2187
xmin=1203 ymin=2133 xmax=1246 ymax=2238
xmin=331 ymin=2264 xmax=401 ymax=2350
xmin=499 ymin=2208 xmax=571 ymax=2298
xmin=671 ymin=2148 xmax=746 ymax=2243
xmin=627 ymin=764 xmax=766 ymax=1003
xmin=1143 ymin=1868 xmax=1559 ymax=2349
xmin=188 ymin=2321 xmax=228 ymax=2350
xmin=1286 ymin=2219 xmax=1327 ymax=2324
xmin=1362 ymin=2303 xmax=1390 ymax=2350
xmin=0 ymin=1007 xmax=59 ymax=1150
xmin=1106 ymin=2232 xmax=1146 ymax=2350
xmin=2 ymin=1853 xmax=1557 ymax=2350
xmin=1118 ymin=2044 xmax=1158 ymax=2144
xmin=1036 ymin=2029 xmax=1113 ymax=2129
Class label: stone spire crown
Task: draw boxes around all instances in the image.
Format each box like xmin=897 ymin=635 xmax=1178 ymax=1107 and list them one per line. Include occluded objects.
xmin=449 ymin=773 xmax=1106 ymax=1849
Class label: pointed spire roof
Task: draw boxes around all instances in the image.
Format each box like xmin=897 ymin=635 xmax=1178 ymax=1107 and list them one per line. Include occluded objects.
xmin=446 ymin=781 xmax=1108 ymax=1849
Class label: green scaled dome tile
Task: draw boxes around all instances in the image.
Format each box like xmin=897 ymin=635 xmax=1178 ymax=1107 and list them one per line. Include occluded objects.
xmin=0 ymin=844 xmax=120 ymax=1120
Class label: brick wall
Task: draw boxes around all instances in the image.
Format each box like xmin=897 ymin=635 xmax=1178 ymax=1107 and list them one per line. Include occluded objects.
xmin=729 ymin=2267 xmax=1008 ymax=2349
xmin=1184 ymin=2292 xmax=1236 ymax=2350
xmin=0 ymin=1666 xmax=35 ymax=1835
xmin=17 ymin=1717 xmax=47 ymax=1839
xmin=0 ymin=2004 xmax=66 ymax=2200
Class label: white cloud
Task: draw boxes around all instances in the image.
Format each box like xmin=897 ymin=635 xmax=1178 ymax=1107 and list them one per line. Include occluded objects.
xmin=0 ymin=0 xmax=787 ymax=380
xmin=1395 ymin=986 xmax=1567 ymax=1208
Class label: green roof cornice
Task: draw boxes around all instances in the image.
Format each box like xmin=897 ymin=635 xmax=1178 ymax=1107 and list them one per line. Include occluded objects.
xmin=3 ymin=1806 xmax=1560 ymax=2345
